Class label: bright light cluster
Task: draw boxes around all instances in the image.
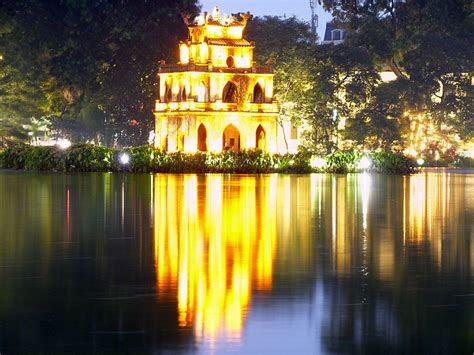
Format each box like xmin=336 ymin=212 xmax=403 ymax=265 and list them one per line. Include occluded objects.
xmin=358 ymin=156 xmax=372 ymax=170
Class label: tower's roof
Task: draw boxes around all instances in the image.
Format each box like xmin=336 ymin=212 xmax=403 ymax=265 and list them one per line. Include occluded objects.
xmin=207 ymin=38 xmax=253 ymax=47
xmin=184 ymin=6 xmax=250 ymax=29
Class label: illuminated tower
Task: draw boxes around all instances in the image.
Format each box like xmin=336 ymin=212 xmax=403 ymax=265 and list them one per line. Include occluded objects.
xmin=154 ymin=7 xmax=279 ymax=153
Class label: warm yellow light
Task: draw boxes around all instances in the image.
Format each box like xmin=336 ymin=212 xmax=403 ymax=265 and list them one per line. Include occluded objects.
xmin=153 ymin=175 xmax=277 ymax=344
xmin=197 ymin=82 xmax=206 ymax=102
xmin=180 ymin=43 xmax=189 ymax=65
xmin=310 ymin=156 xmax=326 ymax=169
xmin=199 ymin=43 xmax=209 ymax=63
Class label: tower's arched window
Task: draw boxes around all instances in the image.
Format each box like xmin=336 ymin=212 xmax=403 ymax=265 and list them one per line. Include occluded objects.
xmin=165 ymin=83 xmax=172 ymax=102
xmin=179 ymin=87 xmax=187 ymax=101
xmin=226 ymin=56 xmax=235 ymax=68
xmin=253 ymin=83 xmax=264 ymax=103
xmin=256 ymin=125 xmax=266 ymax=150
xmin=197 ymin=123 xmax=207 ymax=151
xmin=197 ymin=82 xmax=207 ymax=102
xmin=222 ymin=81 xmax=237 ymax=103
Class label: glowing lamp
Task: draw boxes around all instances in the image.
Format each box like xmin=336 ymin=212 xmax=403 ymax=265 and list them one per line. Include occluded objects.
xmin=57 ymin=139 xmax=72 ymax=150
xmin=119 ymin=153 xmax=130 ymax=165
xmin=310 ymin=156 xmax=326 ymax=169
xmin=417 ymin=158 xmax=424 ymax=166
xmin=358 ymin=156 xmax=372 ymax=170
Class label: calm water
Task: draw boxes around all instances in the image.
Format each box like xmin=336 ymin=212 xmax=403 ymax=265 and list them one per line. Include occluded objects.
xmin=0 ymin=170 xmax=473 ymax=354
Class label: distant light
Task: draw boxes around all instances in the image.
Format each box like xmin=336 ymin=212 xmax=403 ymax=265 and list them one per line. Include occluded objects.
xmin=119 ymin=153 xmax=130 ymax=165
xmin=358 ymin=156 xmax=372 ymax=170
xmin=57 ymin=139 xmax=71 ymax=150
xmin=310 ymin=156 xmax=326 ymax=169
xmin=417 ymin=158 xmax=425 ymax=166
xmin=148 ymin=130 xmax=155 ymax=145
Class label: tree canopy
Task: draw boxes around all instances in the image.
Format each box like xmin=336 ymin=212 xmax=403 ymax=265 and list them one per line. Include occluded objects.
xmin=319 ymin=0 xmax=474 ymax=142
xmin=0 ymin=0 xmax=199 ymax=146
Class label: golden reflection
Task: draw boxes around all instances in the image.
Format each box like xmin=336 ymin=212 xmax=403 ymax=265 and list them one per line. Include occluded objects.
xmin=153 ymin=175 xmax=277 ymax=343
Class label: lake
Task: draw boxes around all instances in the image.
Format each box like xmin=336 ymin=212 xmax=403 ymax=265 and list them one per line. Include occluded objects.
xmin=0 ymin=170 xmax=473 ymax=354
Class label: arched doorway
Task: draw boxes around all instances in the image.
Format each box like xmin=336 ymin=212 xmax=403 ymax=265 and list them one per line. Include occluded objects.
xmin=222 ymin=124 xmax=240 ymax=152
xmin=256 ymin=125 xmax=266 ymax=150
xmin=253 ymin=83 xmax=264 ymax=103
xmin=197 ymin=123 xmax=207 ymax=151
xmin=222 ymin=81 xmax=237 ymax=103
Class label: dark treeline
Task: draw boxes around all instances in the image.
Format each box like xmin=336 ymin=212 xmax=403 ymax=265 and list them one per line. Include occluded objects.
xmin=0 ymin=0 xmax=199 ymax=146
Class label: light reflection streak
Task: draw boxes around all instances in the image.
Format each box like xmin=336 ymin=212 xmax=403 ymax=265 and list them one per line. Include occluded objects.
xmin=153 ymin=175 xmax=277 ymax=344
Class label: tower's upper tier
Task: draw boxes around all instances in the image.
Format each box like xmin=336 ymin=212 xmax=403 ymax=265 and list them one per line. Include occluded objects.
xmin=179 ymin=6 xmax=255 ymax=68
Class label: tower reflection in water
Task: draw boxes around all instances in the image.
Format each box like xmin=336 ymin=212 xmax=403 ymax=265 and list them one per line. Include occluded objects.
xmin=153 ymin=175 xmax=277 ymax=344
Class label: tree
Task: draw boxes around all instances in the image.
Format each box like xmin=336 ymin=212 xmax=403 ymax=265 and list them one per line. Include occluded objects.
xmin=319 ymin=0 xmax=474 ymax=144
xmin=246 ymin=15 xmax=379 ymax=154
xmin=245 ymin=15 xmax=314 ymax=63
xmin=0 ymin=0 xmax=199 ymax=146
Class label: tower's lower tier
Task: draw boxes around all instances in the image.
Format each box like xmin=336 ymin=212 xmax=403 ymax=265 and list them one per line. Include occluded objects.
xmin=154 ymin=111 xmax=281 ymax=154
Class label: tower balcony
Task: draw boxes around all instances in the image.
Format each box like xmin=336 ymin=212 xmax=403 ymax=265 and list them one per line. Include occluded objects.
xmin=155 ymin=100 xmax=278 ymax=113
xmin=158 ymin=63 xmax=273 ymax=74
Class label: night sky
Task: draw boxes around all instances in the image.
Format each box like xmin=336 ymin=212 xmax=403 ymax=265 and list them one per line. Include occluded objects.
xmin=199 ymin=0 xmax=332 ymax=38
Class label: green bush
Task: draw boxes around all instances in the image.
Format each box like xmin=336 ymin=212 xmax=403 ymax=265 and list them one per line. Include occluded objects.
xmin=274 ymin=153 xmax=312 ymax=173
xmin=2 ymin=145 xmax=36 ymax=169
xmin=23 ymin=145 xmax=63 ymax=171
xmin=453 ymin=154 xmax=474 ymax=168
xmin=122 ymin=145 xmax=155 ymax=173
xmin=63 ymin=143 xmax=114 ymax=172
xmin=156 ymin=152 xmax=208 ymax=173
xmin=210 ymin=150 xmax=275 ymax=173
xmin=324 ymin=150 xmax=360 ymax=173
xmin=0 ymin=144 xmax=420 ymax=174
xmin=370 ymin=152 xmax=416 ymax=174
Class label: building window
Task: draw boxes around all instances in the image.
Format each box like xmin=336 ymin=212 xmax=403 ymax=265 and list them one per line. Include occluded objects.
xmin=331 ymin=30 xmax=341 ymax=41
xmin=179 ymin=87 xmax=187 ymax=101
xmin=197 ymin=123 xmax=207 ymax=151
xmin=226 ymin=56 xmax=235 ymax=68
xmin=222 ymin=81 xmax=237 ymax=103
xmin=256 ymin=125 xmax=266 ymax=149
xmin=253 ymin=83 xmax=264 ymax=103
xmin=165 ymin=84 xmax=172 ymax=102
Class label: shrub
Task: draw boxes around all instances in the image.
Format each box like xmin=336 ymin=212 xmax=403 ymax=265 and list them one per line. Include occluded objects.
xmin=23 ymin=145 xmax=63 ymax=171
xmin=274 ymin=153 xmax=312 ymax=173
xmin=0 ymin=150 xmax=5 ymax=169
xmin=324 ymin=150 xmax=360 ymax=173
xmin=63 ymin=143 xmax=114 ymax=172
xmin=122 ymin=145 xmax=155 ymax=173
xmin=2 ymin=145 xmax=34 ymax=169
xmin=0 ymin=143 xmax=419 ymax=174
xmin=370 ymin=152 xmax=416 ymax=174
xmin=453 ymin=154 xmax=474 ymax=168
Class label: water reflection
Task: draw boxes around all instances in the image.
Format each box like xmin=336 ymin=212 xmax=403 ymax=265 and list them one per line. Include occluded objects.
xmin=153 ymin=175 xmax=277 ymax=344
xmin=0 ymin=170 xmax=472 ymax=353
